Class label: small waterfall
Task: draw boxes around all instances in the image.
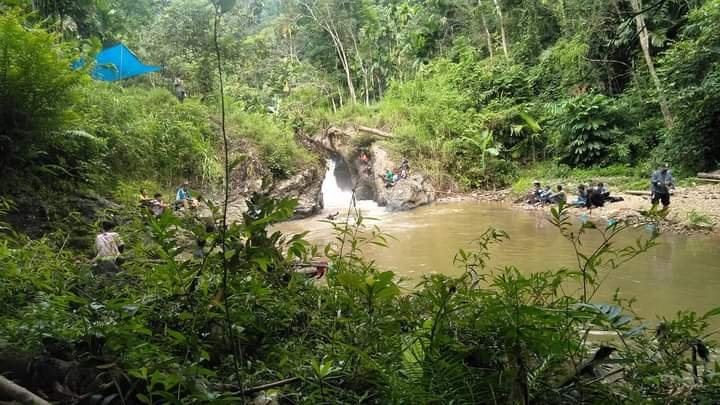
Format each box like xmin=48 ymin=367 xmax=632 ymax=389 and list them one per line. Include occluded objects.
xmin=321 ymin=158 xmax=353 ymax=209
xmin=321 ymin=158 xmax=382 ymax=216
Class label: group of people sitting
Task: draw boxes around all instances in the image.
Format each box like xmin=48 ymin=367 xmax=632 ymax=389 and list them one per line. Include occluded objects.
xmin=527 ymin=181 xmax=567 ymax=205
xmin=571 ymin=182 xmax=623 ymax=208
xmin=139 ymin=181 xmax=198 ymax=216
xmin=382 ymin=159 xmax=410 ymax=187
xmin=527 ymin=180 xmax=623 ymax=208
xmin=139 ymin=189 xmax=168 ymax=216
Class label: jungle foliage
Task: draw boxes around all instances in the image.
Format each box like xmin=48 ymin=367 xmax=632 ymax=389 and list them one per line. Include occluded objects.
xmin=2 ymin=0 xmax=720 ymax=403
xmin=1 ymin=197 xmax=719 ymax=403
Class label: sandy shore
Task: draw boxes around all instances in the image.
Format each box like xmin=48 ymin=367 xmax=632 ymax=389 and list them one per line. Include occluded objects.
xmin=438 ymin=184 xmax=720 ymax=236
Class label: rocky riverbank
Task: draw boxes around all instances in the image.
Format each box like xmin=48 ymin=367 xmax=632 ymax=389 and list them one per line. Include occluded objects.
xmin=438 ymin=184 xmax=720 ymax=236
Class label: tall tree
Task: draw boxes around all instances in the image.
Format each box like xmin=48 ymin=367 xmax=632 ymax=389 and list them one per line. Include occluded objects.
xmin=492 ymin=0 xmax=509 ymax=57
xmin=628 ymin=0 xmax=673 ymax=128
xmin=301 ymin=0 xmax=357 ymax=104
xmin=477 ymin=0 xmax=494 ymax=57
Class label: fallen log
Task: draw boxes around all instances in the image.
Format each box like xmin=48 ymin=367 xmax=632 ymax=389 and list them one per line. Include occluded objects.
xmin=625 ymin=190 xmax=651 ymax=196
xmin=625 ymin=190 xmax=674 ymax=196
xmin=242 ymin=377 xmax=301 ymax=395
xmin=0 ymin=375 xmax=50 ymax=405
xmin=695 ymin=176 xmax=720 ymax=183
xmin=355 ymin=125 xmax=393 ymax=139
xmin=698 ymin=172 xmax=720 ymax=180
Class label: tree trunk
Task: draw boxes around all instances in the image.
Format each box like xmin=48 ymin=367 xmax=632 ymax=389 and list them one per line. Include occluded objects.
xmin=302 ymin=2 xmax=357 ymax=104
xmin=0 ymin=376 xmax=50 ymax=405
xmin=492 ymin=0 xmax=509 ymax=57
xmin=628 ymin=0 xmax=674 ymax=128
xmin=478 ymin=0 xmax=494 ymax=57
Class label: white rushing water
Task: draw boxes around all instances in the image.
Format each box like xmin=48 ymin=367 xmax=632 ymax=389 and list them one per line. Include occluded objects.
xmin=321 ymin=159 xmax=353 ymax=209
xmin=321 ymin=158 xmax=383 ymax=215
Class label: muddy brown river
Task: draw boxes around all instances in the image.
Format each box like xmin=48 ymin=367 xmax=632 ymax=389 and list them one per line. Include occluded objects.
xmin=280 ymin=202 xmax=720 ymax=326
xmin=279 ymin=161 xmax=720 ymax=325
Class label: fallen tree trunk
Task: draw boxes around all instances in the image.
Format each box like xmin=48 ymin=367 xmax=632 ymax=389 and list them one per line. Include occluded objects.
xmin=695 ymin=177 xmax=720 ymax=183
xmin=0 ymin=376 xmax=50 ymax=405
xmin=625 ymin=190 xmax=651 ymax=196
xmin=625 ymin=190 xmax=674 ymax=196
xmin=355 ymin=125 xmax=393 ymax=139
xmin=697 ymin=173 xmax=720 ymax=180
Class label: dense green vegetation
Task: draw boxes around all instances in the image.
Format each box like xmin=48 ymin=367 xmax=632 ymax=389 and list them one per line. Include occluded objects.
xmin=2 ymin=0 xmax=720 ymax=403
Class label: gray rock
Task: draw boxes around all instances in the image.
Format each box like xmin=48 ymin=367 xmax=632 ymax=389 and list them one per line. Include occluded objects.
xmin=269 ymin=165 xmax=324 ymax=219
xmin=369 ymin=144 xmax=435 ymax=210
xmin=386 ymin=174 xmax=436 ymax=211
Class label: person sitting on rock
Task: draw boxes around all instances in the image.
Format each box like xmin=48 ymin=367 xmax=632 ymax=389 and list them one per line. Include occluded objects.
xmin=95 ymin=220 xmax=124 ymax=274
xmin=392 ymin=168 xmax=400 ymax=183
xmin=176 ymin=181 xmax=198 ymax=210
xmin=586 ymin=186 xmax=605 ymax=208
xmin=551 ymin=185 xmax=567 ymax=204
xmin=138 ymin=189 xmax=152 ymax=207
xmin=359 ymin=152 xmax=372 ymax=175
xmin=384 ymin=169 xmax=395 ymax=187
xmin=596 ymin=182 xmax=610 ymax=200
xmin=539 ymin=185 xmax=553 ymax=204
xmin=572 ymin=185 xmax=588 ymax=207
xmin=526 ymin=180 xmax=543 ymax=204
xmin=594 ymin=182 xmax=624 ymax=204
xmin=401 ymin=159 xmax=410 ymax=179
xmin=149 ymin=193 xmax=167 ymax=217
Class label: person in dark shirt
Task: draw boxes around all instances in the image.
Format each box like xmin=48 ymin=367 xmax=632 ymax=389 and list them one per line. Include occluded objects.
xmin=650 ymin=165 xmax=674 ymax=208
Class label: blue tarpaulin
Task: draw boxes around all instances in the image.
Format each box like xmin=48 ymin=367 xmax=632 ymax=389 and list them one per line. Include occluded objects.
xmin=75 ymin=44 xmax=161 ymax=81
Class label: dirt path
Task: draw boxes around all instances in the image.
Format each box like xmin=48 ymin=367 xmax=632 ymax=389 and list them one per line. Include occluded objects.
xmin=439 ymin=184 xmax=720 ymax=236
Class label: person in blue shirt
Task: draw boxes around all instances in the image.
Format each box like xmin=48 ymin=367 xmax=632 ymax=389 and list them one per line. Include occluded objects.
xmin=176 ymin=181 xmax=198 ymax=209
xmin=650 ymin=165 xmax=674 ymax=208
xmin=572 ymin=184 xmax=588 ymax=207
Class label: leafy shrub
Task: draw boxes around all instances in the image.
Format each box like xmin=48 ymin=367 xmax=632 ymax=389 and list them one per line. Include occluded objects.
xmin=74 ymin=85 xmax=222 ymax=186
xmin=686 ymin=210 xmax=715 ymax=230
xmin=228 ymin=111 xmax=312 ymax=179
xmin=0 ymin=10 xmax=85 ymax=184
xmin=549 ymin=93 xmax=623 ymax=167
xmin=659 ymin=0 xmax=720 ymax=171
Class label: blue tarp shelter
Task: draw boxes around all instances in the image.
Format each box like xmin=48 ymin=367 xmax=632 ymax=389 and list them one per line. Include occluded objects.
xmin=75 ymin=43 xmax=161 ymax=81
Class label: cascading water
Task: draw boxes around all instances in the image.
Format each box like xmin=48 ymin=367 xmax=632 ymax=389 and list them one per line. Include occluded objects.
xmin=321 ymin=158 xmax=353 ymax=209
xmin=321 ymin=157 xmax=382 ymax=215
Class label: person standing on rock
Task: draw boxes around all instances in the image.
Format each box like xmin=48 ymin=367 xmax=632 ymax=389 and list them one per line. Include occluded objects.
xmin=650 ymin=165 xmax=674 ymax=208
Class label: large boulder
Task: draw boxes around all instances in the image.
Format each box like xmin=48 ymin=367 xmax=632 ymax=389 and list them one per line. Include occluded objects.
xmin=224 ymin=138 xmax=324 ymax=221
xmin=269 ymin=165 xmax=324 ymax=219
xmin=385 ymin=174 xmax=436 ymax=211
xmin=370 ymin=144 xmax=436 ymax=210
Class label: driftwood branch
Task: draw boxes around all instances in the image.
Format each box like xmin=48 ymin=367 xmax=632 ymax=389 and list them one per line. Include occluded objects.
xmin=697 ymin=172 xmax=720 ymax=180
xmin=232 ymin=377 xmax=301 ymax=396
xmin=0 ymin=375 xmax=51 ymax=405
xmin=625 ymin=190 xmax=652 ymax=196
xmin=355 ymin=125 xmax=393 ymax=139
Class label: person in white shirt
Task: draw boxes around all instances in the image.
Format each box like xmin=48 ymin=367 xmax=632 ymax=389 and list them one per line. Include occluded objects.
xmin=95 ymin=221 xmax=124 ymax=273
xmin=149 ymin=193 xmax=167 ymax=217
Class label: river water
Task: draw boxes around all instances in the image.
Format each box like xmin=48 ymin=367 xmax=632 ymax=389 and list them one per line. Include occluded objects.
xmin=279 ymin=160 xmax=720 ymax=323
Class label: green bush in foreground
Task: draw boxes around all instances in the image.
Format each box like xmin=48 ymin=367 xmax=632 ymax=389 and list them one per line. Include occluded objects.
xmin=1 ymin=197 xmax=718 ymax=403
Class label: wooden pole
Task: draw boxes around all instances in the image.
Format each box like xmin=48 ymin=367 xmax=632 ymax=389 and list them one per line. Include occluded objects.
xmin=355 ymin=125 xmax=393 ymax=139
xmin=0 ymin=376 xmax=51 ymax=405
